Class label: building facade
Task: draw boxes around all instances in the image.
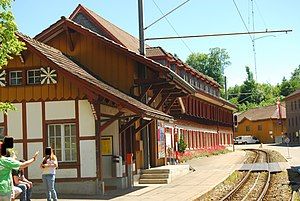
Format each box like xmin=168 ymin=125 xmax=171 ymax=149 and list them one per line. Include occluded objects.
xmin=285 ymin=90 xmax=300 ymax=144
xmin=236 ymin=104 xmax=286 ymax=143
xmin=0 ymin=4 xmax=236 ymax=194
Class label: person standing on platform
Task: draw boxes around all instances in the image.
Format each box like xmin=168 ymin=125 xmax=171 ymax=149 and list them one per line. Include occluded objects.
xmin=40 ymin=147 xmax=58 ymax=201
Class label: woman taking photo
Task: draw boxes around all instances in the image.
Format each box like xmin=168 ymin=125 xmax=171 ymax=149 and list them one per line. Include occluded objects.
xmin=0 ymin=142 xmax=39 ymax=201
xmin=40 ymin=147 xmax=58 ymax=201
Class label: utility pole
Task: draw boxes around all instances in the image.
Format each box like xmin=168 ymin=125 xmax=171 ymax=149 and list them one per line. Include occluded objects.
xmin=138 ymin=0 xmax=145 ymax=55
xmin=224 ymin=76 xmax=228 ymax=100
xmin=138 ymin=0 xmax=150 ymax=169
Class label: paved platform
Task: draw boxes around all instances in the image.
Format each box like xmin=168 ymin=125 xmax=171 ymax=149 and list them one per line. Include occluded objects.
xmin=30 ymin=150 xmax=246 ymax=201
xmin=238 ymin=162 xmax=290 ymax=172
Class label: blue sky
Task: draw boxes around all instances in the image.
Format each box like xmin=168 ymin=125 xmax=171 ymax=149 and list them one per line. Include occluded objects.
xmin=12 ymin=0 xmax=300 ymax=87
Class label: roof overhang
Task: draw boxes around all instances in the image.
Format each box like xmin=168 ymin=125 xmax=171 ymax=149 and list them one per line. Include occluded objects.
xmin=18 ymin=33 xmax=173 ymax=122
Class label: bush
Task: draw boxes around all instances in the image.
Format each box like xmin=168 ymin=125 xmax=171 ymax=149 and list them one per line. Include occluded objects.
xmin=178 ymin=136 xmax=187 ymax=153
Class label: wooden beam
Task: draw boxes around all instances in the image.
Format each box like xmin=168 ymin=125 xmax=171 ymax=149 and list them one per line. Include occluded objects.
xmin=147 ymin=88 xmax=163 ymax=105
xmin=134 ymin=119 xmax=154 ymax=134
xmin=65 ymin=26 xmax=75 ymax=51
xmin=164 ymin=97 xmax=177 ymax=113
xmin=134 ymin=78 xmax=166 ymax=85
xmin=19 ymin=53 xmax=25 ymax=64
xmin=119 ymin=116 xmax=140 ymax=134
xmin=99 ymin=114 xmax=138 ymax=122
xmin=161 ymin=88 xmax=182 ymax=94
xmin=151 ymin=84 xmax=175 ymax=90
xmin=99 ymin=111 xmax=124 ymax=132
xmin=138 ymin=84 xmax=152 ymax=101
xmin=156 ymin=93 xmax=170 ymax=110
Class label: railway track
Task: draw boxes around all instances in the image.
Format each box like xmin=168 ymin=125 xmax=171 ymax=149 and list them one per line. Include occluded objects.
xmin=220 ymin=149 xmax=271 ymax=201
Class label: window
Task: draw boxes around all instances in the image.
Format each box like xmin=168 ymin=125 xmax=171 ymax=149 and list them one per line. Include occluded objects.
xmin=170 ymin=64 xmax=176 ymax=72
xmin=246 ymin=126 xmax=250 ymax=132
xmin=295 ymin=101 xmax=297 ymax=110
xmin=291 ymin=102 xmax=294 ymax=111
xmin=258 ymin=125 xmax=262 ymax=131
xmin=48 ymin=123 xmax=77 ymax=162
xmin=27 ymin=69 xmax=41 ymax=84
xmin=9 ymin=71 xmax=22 ymax=85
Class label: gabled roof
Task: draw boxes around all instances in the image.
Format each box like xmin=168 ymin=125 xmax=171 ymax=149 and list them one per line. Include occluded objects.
xmin=17 ymin=32 xmax=173 ymax=121
xmin=237 ymin=104 xmax=286 ymax=123
xmin=68 ymin=5 xmax=220 ymax=88
xmin=69 ymin=4 xmax=146 ymax=53
xmin=35 ymin=17 xmax=195 ymax=95
xmin=146 ymin=47 xmax=221 ymax=88
xmin=285 ymin=89 xmax=300 ymax=100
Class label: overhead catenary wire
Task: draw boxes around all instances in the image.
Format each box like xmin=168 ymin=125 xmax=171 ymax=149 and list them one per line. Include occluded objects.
xmin=145 ymin=29 xmax=292 ymax=41
xmin=232 ymin=0 xmax=253 ymax=41
xmin=151 ymin=0 xmax=193 ymax=54
xmin=144 ymin=0 xmax=190 ymax=30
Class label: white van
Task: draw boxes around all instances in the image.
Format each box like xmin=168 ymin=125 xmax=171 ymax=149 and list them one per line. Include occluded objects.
xmin=234 ymin=135 xmax=259 ymax=144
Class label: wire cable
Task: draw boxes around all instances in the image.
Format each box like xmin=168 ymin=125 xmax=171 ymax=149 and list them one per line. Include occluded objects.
xmin=232 ymin=0 xmax=253 ymax=41
xmin=145 ymin=0 xmax=190 ymax=30
xmin=254 ymin=0 xmax=267 ymax=30
xmin=152 ymin=0 xmax=193 ymax=54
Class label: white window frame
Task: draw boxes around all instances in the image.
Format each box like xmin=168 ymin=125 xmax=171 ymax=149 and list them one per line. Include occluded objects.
xmin=9 ymin=71 xmax=22 ymax=86
xmin=27 ymin=69 xmax=41 ymax=84
xmin=48 ymin=123 xmax=77 ymax=162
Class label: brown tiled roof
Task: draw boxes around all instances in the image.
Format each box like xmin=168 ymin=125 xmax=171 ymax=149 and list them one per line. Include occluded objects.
xmin=237 ymin=104 xmax=286 ymax=122
xmin=146 ymin=47 xmax=168 ymax=58
xmin=146 ymin=47 xmax=221 ymax=88
xmin=35 ymin=17 xmax=195 ymax=95
xmin=285 ymin=89 xmax=300 ymax=100
xmin=69 ymin=5 xmax=220 ymax=88
xmin=69 ymin=4 xmax=151 ymax=53
xmin=17 ymin=32 xmax=173 ymax=121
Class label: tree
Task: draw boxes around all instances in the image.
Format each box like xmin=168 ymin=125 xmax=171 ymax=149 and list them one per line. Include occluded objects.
xmin=0 ymin=0 xmax=25 ymax=67
xmin=279 ymin=65 xmax=300 ymax=96
xmin=186 ymin=47 xmax=231 ymax=86
xmin=0 ymin=0 xmax=24 ymax=112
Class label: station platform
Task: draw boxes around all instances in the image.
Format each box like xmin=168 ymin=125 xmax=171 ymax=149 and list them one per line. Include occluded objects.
xmin=238 ymin=162 xmax=290 ymax=172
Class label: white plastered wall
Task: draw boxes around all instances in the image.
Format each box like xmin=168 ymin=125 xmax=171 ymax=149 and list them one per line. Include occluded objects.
xmin=56 ymin=169 xmax=77 ymax=178
xmin=100 ymin=105 xmax=120 ymax=178
xmin=14 ymin=143 xmax=23 ymax=160
xmin=7 ymin=103 xmax=22 ymax=139
xmin=0 ymin=112 xmax=4 ymax=123
xmin=80 ymin=140 xmax=96 ymax=177
xmin=100 ymin=105 xmax=119 ymax=155
xmin=79 ymin=100 xmax=95 ymax=137
xmin=27 ymin=142 xmax=43 ymax=179
xmin=27 ymin=102 xmax=43 ymax=139
xmin=45 ymin=100 xmax=75 ymax=120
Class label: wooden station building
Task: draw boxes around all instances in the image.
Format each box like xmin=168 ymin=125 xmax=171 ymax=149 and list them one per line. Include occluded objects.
xmin=0 ymin=4 xmax=236 ymax=194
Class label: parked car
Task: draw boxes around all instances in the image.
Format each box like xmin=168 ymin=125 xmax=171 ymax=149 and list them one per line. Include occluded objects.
xmin=234 ymin=135 xmax=260 ymax=144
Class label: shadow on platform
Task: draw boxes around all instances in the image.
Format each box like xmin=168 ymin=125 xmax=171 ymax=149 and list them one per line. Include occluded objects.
xmin=32 ymin=186 xmax=149 ymax=200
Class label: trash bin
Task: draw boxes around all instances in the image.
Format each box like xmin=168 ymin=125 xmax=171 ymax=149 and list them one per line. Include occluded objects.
xmin=112 ymin=155 xmax=122 ymax=177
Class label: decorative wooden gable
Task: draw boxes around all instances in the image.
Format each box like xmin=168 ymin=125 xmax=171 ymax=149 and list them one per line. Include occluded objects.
xmin=0 ymin=70 xmax=6 ymax=87
xmin=40 ymin=67 xmax=57 ymax=84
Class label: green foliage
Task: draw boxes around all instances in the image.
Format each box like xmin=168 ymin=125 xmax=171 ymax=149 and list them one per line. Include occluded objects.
xmin=0 ymin=0 xmax=25 ymax=68
xmin=178 ymin=136 xmax=187 ymax=153
xmin=228 ymin=65 xmax=300 ymax=112
xmin=0 ymin=102 xmax=15 ymax=114
xmin=186 ymin=47 xmax=230 ymax=86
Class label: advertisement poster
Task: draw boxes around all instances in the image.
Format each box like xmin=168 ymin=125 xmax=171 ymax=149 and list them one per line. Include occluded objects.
xmin=101 ymin=136 xmax=113 ymax=155
xmin=157 ymin=121 xmax=166 ymax=158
